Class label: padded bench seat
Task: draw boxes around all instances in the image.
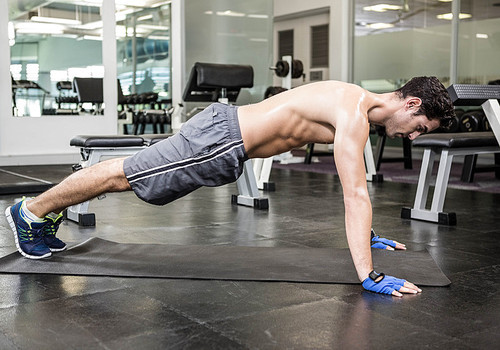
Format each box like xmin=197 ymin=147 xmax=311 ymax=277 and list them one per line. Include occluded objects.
xmin=402 ymin=132 xmax=500 ymax=225
xmin=141 ymin=133 xmax=173 ymax=146
xmin=70 ymin=135 xmax=145 ymax=148
xmin=412 ymin=132 xmax=498 ymax=149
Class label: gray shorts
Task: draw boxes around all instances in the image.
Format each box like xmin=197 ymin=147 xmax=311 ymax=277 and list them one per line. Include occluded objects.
xmin=123 ymin=103 xmax=248 ymax=205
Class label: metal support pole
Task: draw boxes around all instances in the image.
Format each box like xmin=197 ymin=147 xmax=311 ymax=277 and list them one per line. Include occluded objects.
xmin=450 ymin=0 xmax=460 ymax=84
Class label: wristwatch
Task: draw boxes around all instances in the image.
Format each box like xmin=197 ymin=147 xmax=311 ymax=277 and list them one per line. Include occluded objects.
xmin=368 ymin=270 xmax=385 ymax=283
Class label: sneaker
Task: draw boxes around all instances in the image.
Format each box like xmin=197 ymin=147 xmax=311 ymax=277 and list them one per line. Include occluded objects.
xmin=43 ymin=214 xmax=67 ymax=252
xmin=5 ymin=200 xmax=52 ymax=259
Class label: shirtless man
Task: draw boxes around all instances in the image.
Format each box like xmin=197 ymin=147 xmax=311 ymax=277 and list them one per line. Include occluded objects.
xmin=5 ymin=76 xmax=454 ymax=297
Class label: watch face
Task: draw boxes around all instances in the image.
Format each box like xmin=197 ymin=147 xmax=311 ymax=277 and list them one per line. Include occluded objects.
xmin=369 ymin=271 xmax=384 ymax=282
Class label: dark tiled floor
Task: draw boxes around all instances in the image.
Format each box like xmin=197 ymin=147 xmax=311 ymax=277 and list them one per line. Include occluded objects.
xmin=0 ymin=166 xmax=498 ymax=349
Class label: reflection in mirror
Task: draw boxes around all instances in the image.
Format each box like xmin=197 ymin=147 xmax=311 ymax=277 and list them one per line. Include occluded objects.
xmin=8 ymin=0 xmax=104 ymax=117
xmin=115 ymin=2 xmax=171 ymax=134
xmin=8 ymin=0 xmax=172 ymax=127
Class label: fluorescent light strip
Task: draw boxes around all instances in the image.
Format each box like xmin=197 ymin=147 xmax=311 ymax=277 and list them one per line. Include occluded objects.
xmin=366 ymin=23 xmax=394 ymax=29
xmin=436 ymin=13 xmax=472 ymax=20
xmin=216 ymin=10 xmax=245 ymax=17
xmin=31 ymin=16 xmax=81 ymax=25
xmin=247 ymin=14 xmax=268 ymax=19
xmin=363 ymin=4 xmax=402 ymax=12
xmin=137 ymin=14 xmax=153 ymax=21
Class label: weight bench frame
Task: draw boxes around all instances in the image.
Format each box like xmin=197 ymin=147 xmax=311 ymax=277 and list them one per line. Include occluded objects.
xmin=401 ymin=144 xmax=500 ymax=225
xmin=66 ymin=136 xmax=148 ymax=226
xmin=401 ymin=92 xmax=500 ymax=225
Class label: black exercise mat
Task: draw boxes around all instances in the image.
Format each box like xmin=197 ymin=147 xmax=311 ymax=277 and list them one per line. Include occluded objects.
xmin=0 ymin=238 xmax=450 ymax=286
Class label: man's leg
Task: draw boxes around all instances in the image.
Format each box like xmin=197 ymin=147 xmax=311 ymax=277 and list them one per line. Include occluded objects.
xmin=5 ymin=157 xmax=131 ymax=259
xmin=28 ymin=157 xmax=131 ymax=218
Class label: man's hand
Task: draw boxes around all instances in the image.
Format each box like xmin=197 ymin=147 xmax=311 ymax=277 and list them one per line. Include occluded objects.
xmin=371 ymin=229 xmax=406 ymax=250
xmin=362 ymin=271 xmax=422 ymax=297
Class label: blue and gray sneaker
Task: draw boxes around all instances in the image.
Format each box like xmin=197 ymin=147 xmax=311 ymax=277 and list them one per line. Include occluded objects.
xmin=5 ymin=200 xmax=52 ymax=259
xmin=43 ymin=214 xmax=66 ymax=252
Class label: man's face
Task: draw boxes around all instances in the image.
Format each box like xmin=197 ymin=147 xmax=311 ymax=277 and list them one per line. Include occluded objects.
xmin=385 ymin=97 xmax=441 ymax=140
xmin=385 ymin=112 xmax=441 ymax=140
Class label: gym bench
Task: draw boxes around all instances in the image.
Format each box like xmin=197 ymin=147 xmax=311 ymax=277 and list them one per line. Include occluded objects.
xmin=401 ymin=132 xmax=500 ymax=225
xmin=66 ymin=134 xmax=172 ymax=226
xmin=402 ymin=83 xmax=500 ymax=225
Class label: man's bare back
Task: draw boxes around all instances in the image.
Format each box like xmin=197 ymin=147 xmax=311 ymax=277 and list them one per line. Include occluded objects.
xmin=238 ymin=81 xmax=371 ymax=158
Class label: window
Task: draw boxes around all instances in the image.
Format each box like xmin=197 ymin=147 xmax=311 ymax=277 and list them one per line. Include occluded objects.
xmin=278 ymin=29 xmax=294 ymax=58
xmin=311 ymin=24 xmax=328 ymax=68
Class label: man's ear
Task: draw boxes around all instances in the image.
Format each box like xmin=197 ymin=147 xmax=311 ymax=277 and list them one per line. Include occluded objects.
xmin=406 ymin=97 xmax=422 ymax=110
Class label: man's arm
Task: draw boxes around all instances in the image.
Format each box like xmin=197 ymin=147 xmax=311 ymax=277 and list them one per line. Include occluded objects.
xmin=333 ymin=112 xmax=421 ymax=296
xmin=333 ymin=114 xmax=373 ymax=282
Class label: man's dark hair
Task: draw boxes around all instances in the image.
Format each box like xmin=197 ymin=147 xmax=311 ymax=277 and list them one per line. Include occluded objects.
xmin=395 ymin=76 xmax=455 ymax=130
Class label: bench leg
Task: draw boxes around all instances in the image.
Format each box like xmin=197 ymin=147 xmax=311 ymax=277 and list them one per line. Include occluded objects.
xmin=66 ymin=147 xmax=145 ymax=226
xmin=364 ymin=138 xmax=383 ymax=182
xmin=304 ymin=143 xmax=314 ymax=164
xmin=253 ymin=157 xmax=275 ymax=191
xmin=233 ymin=160 xmax=269 ymax=209
xmin=460 ymin=154 xmax=477 ymax=182
xmin=66 ymin=149 xmax=103 ymax=226
xmin=402 ymin=148 xmax=456 ymax=225
xmin=431 ymin=149 xmax=454 ymax=213
xmin=375 ymin=134 xmax=386 ymax=171
xmin=403 ymin=138 xmax=413 ymax=169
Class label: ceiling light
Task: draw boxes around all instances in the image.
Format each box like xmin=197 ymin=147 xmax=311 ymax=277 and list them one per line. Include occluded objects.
xmin=148 ymin=35 xmax=170 ymax=40
xmin=82 ymin=35 xmax=102 ymax=41
xmin=436 ymin=13 xmax=472 ymax=20
xmin=137 ymin=24 xmax=169 ymax=31
xmin=476 ymin=33 xmax=489 ymax=39
xmin=137 ymin=14 xmax=153 ymax=21
xmin=247 ymin=14 xmax=268 ymax=19
xmin=15 ymin=22 xmax=65 ymax=35
xmin=151 ymin=1 xmax=171 ymax=8
xmin=363 ymin=4 xmax=402 ymax=12
xmin=216 ymin=10 xmax=245 ymax=17
xmin=115 ymin=9 xmax=135 ymax=22
xmin=76 ymin=21 xmax=103 ymax=30
xmin=30 ymin=16 xmax=81 ymax=26
xmin=366 ymin=23 xmax=395 ymax=29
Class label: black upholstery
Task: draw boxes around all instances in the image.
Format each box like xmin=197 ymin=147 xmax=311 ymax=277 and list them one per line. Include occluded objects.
xmin=182 ymin=62 xmax=254 ymax=102
xmin=70 ymin=135 xmax=145 ymax=148
xmin=73 ymin=78 xmax=125 ymax=104
xmin=412 ymin=132 xmax=498 ymax=149
xmin=447 ymin=84 xmax=500 ymax=106
xmin=141 ymin=133 xmax=173 ymax=146
xmin=195 ymin=62 xmax=253 ymax=88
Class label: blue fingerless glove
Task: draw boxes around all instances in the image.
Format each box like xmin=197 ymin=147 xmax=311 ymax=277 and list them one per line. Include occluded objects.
xmin=371 ymin=229 xmax=396 ymax=249
xmin=362 ymin=271 xmax=406 ymax=295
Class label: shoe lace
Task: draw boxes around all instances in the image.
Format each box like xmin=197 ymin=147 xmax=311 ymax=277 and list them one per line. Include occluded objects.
xmin=44 ymin=217 xmax=63 ymax=236
xmin=18 ymin=225 xmax=44 ymax=244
